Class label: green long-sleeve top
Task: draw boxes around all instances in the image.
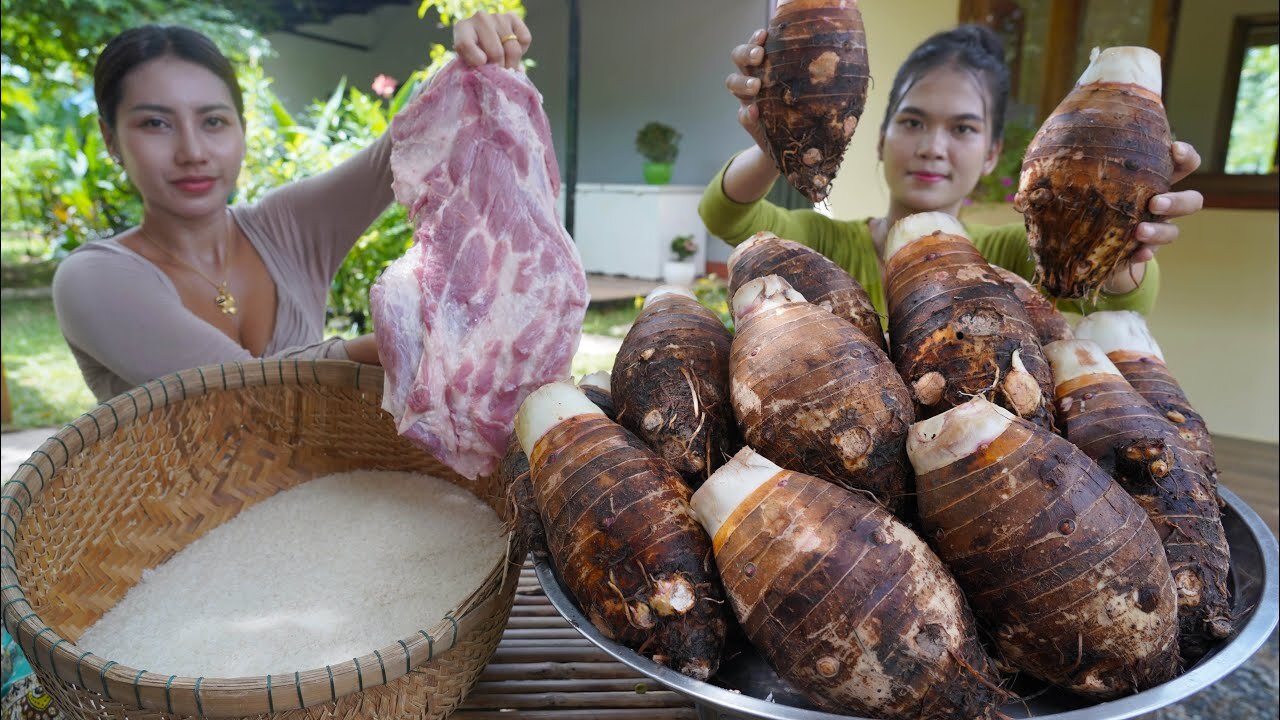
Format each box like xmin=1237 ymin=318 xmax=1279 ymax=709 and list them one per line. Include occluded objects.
xmin=698 ymin=163 xmax=1159 ymax=324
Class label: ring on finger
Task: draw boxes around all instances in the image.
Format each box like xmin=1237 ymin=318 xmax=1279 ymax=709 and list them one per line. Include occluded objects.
xmin=500 ymin=33 xmax=519 ymax=44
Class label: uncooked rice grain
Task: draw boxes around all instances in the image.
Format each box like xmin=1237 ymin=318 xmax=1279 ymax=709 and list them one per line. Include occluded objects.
xmin=75 ymin=470 xmax=506 ymax=677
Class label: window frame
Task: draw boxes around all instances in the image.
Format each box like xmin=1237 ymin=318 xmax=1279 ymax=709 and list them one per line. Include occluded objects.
xmin=960 ymin=0 xmax=1279 ymax=210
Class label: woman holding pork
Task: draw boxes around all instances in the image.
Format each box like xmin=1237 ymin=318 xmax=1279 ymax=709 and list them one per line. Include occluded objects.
xmin=51 ymin=11 xmax=531 ymax=402
xmin=700 ymin=23 xmax=1206 ymax=316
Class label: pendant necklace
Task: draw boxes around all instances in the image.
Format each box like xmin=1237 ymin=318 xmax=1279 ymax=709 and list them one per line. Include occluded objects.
xmin=137 ymin=213 xmax=238 ymax=315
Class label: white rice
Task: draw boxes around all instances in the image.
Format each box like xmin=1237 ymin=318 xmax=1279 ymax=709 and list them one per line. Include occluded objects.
xmin=75 ymin=470 xmax=506 ymax=678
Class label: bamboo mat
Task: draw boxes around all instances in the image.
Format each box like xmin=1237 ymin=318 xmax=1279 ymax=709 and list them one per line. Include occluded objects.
xmin=453 ymin=561 xmax=700 ymax=719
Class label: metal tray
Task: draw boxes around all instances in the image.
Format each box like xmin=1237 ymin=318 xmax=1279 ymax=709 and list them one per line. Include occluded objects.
xmin=533 ymin=486 xmax=1278 ymax=720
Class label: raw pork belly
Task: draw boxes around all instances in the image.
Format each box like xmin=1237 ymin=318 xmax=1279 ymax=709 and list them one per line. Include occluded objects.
xmin=372 ymin=59 xmax=588 ymax=479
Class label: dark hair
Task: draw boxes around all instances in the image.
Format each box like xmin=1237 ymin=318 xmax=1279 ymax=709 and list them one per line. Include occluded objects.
xmin=879 ymin=24 xmax=1011 ymax=144
xmin=94 ymin=25 xmax=244 ymax=130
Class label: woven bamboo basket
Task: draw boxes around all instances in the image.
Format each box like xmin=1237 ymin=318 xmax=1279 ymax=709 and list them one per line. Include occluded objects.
xmin=0 ymin=359 xmax=523 ymax=720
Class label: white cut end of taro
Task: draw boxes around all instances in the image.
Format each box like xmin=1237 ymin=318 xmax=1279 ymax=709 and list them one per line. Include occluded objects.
xmin=644 ymin=285 xmax=697 ymax=306
xmin=727 ymin=231 xmax=780 ymax=275
xmin=578 ymin=371 xmax=612 ymax=395
xmin=1044 ymin=339 xmax=1124 ymax=386
xmin=885 ymin=212 xmax=970 ymax=261
xmin=907 ymin=397 xmax=1016 ymax=475
xmin=515 ymin=381 xmax=605 ymax=456
xmin=731 ymin=275 xmax=806 ymax=323
xmin=690 ymin=446 xmax=781 ymax=539
xmin=1073 ymin=310 xmax=1164 ymax=361
xmin=1077 ymin=46 xmax=1162 ymax=96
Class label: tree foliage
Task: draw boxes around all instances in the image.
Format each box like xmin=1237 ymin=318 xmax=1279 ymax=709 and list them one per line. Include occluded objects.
xmin=1225 ymin=43 xmax=1279 ymax=175
xmin=2 ymin=0 xmax=527 ymax=332
xmin=418 ymin=0 xmax=524 ymax=26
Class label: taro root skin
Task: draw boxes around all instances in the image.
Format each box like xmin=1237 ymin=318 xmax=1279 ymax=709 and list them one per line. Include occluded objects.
xmin=758 ymin=0 xmax=870 ymax=202
xmin=884 ymin=216 xmax=1056 ymax=430
xmin=909 ymin=398 xmax=1181 ymax=698
xmin=993 ymin=266 xmax=1074 ymax=345
xmin=727 ymin=231 xmax=885 ymax=351
xmin=730 ymin=276 xmax=915 ymax=514
xmin=1045 ymin=340 xmax=1232 ymax=663
xmin=1073 ymin=310 xmax=1217 ymax=478
xmin=612 ymin=290 xmax=739 ymax=485
xmin=1016 ymin=47 xmax=1173 ymax=299
xmin=516 ymin=382 xmax=728 ymax=680
xmin=691 ymin=447 xmax=1006 ymax=719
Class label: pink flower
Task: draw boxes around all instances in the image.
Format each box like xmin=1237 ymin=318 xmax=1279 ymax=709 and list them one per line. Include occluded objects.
xmin=963 ymin=197 xmax=975 ymax=206
xmin=1004 ymin=193 xmax=1017 ymax=204
xmin=371 ymin=74 xmax=398 ymax=99
xmin=1000 ymin=176 xmax=1014 ymax=187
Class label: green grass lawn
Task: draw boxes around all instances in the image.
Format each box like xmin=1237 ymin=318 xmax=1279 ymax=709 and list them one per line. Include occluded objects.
xmin=2 ymin=297 xmax=96 ymax=429
xmin=581 ymin=298 xmax=641 ymax=337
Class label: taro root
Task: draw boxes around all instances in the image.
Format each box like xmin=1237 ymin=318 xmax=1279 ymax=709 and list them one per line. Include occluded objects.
xmin=690 ymin=446 xmax=1006 ymax=719
xmin=909 ymin=398 xmax=1180 ymax=697
xmin=514 ymin=382 xmax=728 ymax=679
xmin=727 ymin=230 xmax=885 ymax=350
xmin=1074 ymin=310 xmax=1217 ymax=478
xmin=884 ymin=212 xmax=1056 ymax=430
xmin=1016 ymin=47 xmax=1173 ymax=299
xmin=992 ymin=266 xmax=1074 ymax=346
xmin=1046 ymin=339 xmax=1232 ymax=662
xmin=578 ymin=371 xmax=617 ymax=420
xmin=757 ymin=0 xmax=870 ymax=202
xmin=730 ymin=275 xmax=914 ymax=514
xmin=612 ymin=287 xmax=740 ymax=486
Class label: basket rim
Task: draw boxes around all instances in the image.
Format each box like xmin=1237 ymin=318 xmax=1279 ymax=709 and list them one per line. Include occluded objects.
xmin=0 ymin=358 xmax=520 ymax=717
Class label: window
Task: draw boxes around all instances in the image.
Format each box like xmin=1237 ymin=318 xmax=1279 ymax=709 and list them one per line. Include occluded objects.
xmin=1219 ymin=16 xmax=1278 ymax=175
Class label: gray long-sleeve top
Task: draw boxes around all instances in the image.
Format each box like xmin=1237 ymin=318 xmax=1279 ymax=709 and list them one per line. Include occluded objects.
xmin=53 ymin=132 xmax=394 ymax=402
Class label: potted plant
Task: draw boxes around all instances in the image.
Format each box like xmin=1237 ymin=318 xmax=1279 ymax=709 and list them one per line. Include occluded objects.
xmin=635 ymin=121 xmax=681 ymax=185
xmin=662 ymin=234 xmax=699 ymax=286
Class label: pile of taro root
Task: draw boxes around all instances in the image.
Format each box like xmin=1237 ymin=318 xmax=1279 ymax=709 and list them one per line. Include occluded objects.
xmin=500 ymin=3 xmax=1225 ymax=717
xmin=504 ymin=216 xmax=1232 ymax=720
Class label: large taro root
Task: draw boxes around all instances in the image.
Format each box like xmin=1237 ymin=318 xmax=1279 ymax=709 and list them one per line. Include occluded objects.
xmin=690 ymin=447 xmax=1006 ymax=719
xmin=884 ymin=213 xmax=1056 ymax=430
xmin=515 ymin=382 xmax=728 ymax=680
xmin=612 ymin=287 xmax=739 ymax=486
xmin=993 ymin=267 xmax=1074 ymax=346
xmin=1046 ymin=339 xmax=1232 ymax=663
xmin=1016 ymin=47 xmax=1173 ymax=299
xmin=730 ymin=276 xmax=914 ymax=515
xmin=1074 ymin=310 xmax=1217 ymax=478
xmin=727 ymin=231 xmax=885 ymax=351
xmin=909 ymin=398 xmax=1180 ymax=698
xmin=757 ymin=0 xmax=870 ymax=202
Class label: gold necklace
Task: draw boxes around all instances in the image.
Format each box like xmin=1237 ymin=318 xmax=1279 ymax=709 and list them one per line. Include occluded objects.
xmin=136 ymin=215 xmax=238 ymax=315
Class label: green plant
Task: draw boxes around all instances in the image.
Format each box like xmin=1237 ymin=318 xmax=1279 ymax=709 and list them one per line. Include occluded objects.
xmin=969 ymin=119 xmax=1036 ymax=206
xmin=635 ymin=122 xmax=681 ymax=164
xmin=670 ymin=234 xmax=697 ymax=261
xmin=691 ymin=274 xmax=733 ymax=330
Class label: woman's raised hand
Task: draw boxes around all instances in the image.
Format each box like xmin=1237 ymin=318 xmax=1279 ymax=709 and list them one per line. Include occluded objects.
xmin=1101 ymin=141 xmax=1204 ymax=294
xmin=453 ymin=11 xmax=532 ymax=69
xmin=1129 ymin=141 xmax=1205 ymax=263
xmin=726 ymin=29 xmax=770 ymax=153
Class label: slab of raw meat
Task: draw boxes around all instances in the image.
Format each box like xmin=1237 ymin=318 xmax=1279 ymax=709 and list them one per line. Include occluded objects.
xmin=372 ymin=59 xmax=588 ymax=479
